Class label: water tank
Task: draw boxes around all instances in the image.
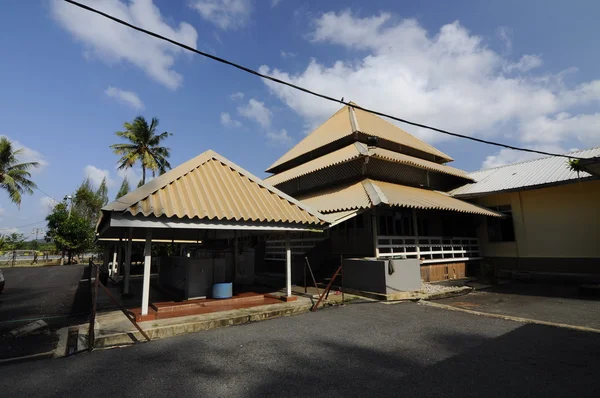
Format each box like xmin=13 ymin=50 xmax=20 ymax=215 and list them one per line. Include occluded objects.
xmin=212 ymin=282 xmax=233 ymax=299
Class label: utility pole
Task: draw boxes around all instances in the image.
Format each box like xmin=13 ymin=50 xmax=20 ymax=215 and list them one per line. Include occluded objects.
xmin=64 ymin=195 xmax=73 ymax=219
xmin=31 ymin=228 xmax=44 ymax=241
xmin=31 ymin=228 xmax=44 ymax=265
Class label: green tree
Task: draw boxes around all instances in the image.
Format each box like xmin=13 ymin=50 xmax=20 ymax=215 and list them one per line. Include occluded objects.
xmin=45 ymin=202 xmax=94 ymax=264
xmin=72 ymin=177 xmax=110 ymax=222
xmin=0 ymin=137 xmax=40 ymax=207
xmin=0 ymin=232 xmax=27 ymax=251
xmin=110 ymin=116 xmax=172 ymax=186
xmin=97 ymin=177 xmax=109 ymax=207
xmin=116 ymin=177 xmax=131 ymax=200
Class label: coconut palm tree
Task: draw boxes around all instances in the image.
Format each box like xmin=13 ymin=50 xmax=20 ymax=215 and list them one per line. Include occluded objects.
xmin=110 ymin=116 xmax=172 ymax=186
xmin=0 ymin=137 xmax=39 ymax=207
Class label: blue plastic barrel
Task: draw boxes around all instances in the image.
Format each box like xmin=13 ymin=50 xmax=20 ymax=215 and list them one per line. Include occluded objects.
xmin=212 ymin=282 xmax=233 ymax=299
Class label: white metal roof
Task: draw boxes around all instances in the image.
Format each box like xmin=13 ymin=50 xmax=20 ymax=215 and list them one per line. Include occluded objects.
xmin=451 ymin=147 xmax=600 ymax=198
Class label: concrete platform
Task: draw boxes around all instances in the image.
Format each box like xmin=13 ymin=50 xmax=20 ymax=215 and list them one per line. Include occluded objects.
xmin=77 ymin=295 xmax=314 ymax=349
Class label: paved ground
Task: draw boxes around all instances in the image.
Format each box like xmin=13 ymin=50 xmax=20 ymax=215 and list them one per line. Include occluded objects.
xmin=1 ymin=302 xmax=599 ymax=397
xmin=0 ymin=265 xmax=90 ymax=359
xmin=434 ymin=281 xmax=600 ymax=329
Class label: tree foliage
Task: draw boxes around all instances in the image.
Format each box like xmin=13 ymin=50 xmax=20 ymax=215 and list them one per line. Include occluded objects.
xmin=0 ymin=232 xmax=27 ymax=252
xmin=45 ymin=202 xmax=94 ymax=263
xmin=110 ymin=116 xmax=172 ymax=185
xmin=45 ymin=177 xmax=109 ymax=263
xmin=73 ymin=177 xmax=108 ymax=223
xmin=0 ymin=137 xmax=40 ymax=207
xmin=116 ymin=177 xmax=131 ymax=200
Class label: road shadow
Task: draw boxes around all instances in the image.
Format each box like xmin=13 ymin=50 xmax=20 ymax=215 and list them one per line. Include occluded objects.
xmin=2 ymin=307 xmax=599 ymax=396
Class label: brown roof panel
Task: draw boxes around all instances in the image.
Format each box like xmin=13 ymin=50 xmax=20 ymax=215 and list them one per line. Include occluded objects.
xmin=297 ymin=179 xmax=500 ymax=217
xmin=266 ymin=103 xmax=453 ymax=173
xmin=265 ymin=143 xmax=471 ymax=187
xmin=103 ymin=150 xmax=326 ymax=226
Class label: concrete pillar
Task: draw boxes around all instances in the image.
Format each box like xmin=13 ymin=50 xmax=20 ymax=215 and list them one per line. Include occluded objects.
xmin=372 ymin=209 xmax=379 ymax=258
xmin=111 ymin=245 xmax=118 ymax=278
xmin=412 ymin=209 xmax=420 ymax=260
xmin=141 ymin=229 xmax=152 ymax=316
xmin=115 ymin=240 xmax=122 ymax=278
xmin=124 ymin=228 xmax=133 ymax=295
xmin=285 ymin=232 xmax=292 ymax=297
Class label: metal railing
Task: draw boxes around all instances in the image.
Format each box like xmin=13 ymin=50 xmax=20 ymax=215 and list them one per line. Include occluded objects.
xmin=377 ymin=235 xmax=481 ymax=264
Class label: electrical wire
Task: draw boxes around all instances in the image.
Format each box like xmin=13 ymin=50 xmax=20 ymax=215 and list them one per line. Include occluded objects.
xmin=64 ymin=0 xmax=583 ymax=160
xmin=0 ymin=188 xmax=59 ymax=231
xmin=0 ymin=220 xmax=46 ymax=231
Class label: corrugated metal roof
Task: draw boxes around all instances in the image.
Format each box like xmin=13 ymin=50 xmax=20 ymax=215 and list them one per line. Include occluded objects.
xmin=266 ymin=103 xmax=453 ymax=172
xmin=353 ymin=107 xmax=453 ymax=162
xmin=265 ymin=142 xmax=470 ymax=187
xmin=102 ymin=150 xmax=326 ymax=225
xmin=298 ymin=179 xmax=501 ymax=217
xmin=451 ymin=147 xmax=600 ymax=197
xmin=264 ymin=143 xmax=365 ymax=186
xmin=369 ymin=147 xmax=470 ymax=180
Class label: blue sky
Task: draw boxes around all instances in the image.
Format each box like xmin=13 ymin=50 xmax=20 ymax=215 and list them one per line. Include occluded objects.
xmin=2 ymin=0 xmax=600 ymax=236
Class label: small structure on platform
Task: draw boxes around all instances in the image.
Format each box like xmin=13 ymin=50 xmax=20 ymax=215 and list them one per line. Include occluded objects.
xmin=96 ymin=150 xmax=328 ymax=320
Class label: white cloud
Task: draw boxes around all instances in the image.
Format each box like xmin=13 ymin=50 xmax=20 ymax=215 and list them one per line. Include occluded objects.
xmin=504 ymin=54 xmax=543 ymax=73
xmin=190 ymin=0 xmax=251 ymax=30
xmin=258 ymin=11 xmax=600 ymax=158
xmin=481 ymin=144 xmax=568 ymax=169
xmin=497 ymin=26 xmax=512 ymax=54
xmin=237 ymin=99 xmax=273 ymax=129
xmin=116 ymin=167 xmax=140 ymax=184
xmin=51 ymin=0 xmax=198 ymax=90
xmin=1 ymin=227 xmax=20 ymax=235
xmin=0 ymin=136 xmax=48 ymax=173
xmin=84 ymin=165 xmax=115 ymax=189
xmin=105 ymin=86 xmax=144 ymax=109
xmin=39 ymin=197 xmax=59 ymax=215
xmin=0 ymin=207 xmax=4 ymax=217
xmin=267 ymin=129 xmax=294 ymax=146
xmin=280 ymin=50 xmax=297 ymax=59
xmin=220 ymin=112 xmax=242 ymax=127
xmin=229 ymin=92 xmax=245 ymax=101
xmin=271 ymin=0 xmax=282 ymax=7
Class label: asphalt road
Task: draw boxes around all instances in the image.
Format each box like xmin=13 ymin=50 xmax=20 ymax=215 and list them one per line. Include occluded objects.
xmin=0 ymin=265 xmax=90 ymax=358
xmin=1 ymin=302 xmax=598 ymax=397
xmin=436 ymin=281 xmax=600 ymax=329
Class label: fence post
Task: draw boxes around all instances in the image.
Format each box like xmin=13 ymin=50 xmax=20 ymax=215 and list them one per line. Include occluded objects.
xmin=89 ymin=260 xmax=99 ymax=351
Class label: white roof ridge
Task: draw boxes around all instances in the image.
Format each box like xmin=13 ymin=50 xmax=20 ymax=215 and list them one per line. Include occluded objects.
xmin=470 ymin=146 xmax=600 ymax=174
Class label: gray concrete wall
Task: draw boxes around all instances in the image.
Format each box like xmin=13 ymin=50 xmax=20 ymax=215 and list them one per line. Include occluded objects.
xmin=386 ymin=259 xmax=421 ymax=293
xmin=343 ymin=258 xmax=421 ymax=294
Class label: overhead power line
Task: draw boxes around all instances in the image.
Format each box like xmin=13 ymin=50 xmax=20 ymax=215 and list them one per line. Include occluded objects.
xmin=0 ymin=220 xmax=46 ymax=231
xmin=64 ymin=0 xmax=583 ymax=161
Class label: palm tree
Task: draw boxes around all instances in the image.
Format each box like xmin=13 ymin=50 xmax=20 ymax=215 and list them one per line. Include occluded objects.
xmin=110 ymin=117 xmax=172 ymax=186
xmin=0 ymin=137 xmax=39 ymax=207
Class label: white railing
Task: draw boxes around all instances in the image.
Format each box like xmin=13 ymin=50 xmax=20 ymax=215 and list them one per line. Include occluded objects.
xmin=377 ymin=236 xmax=481 ymax=264
xmin=265 ymin=238 xmax=325 ymax=261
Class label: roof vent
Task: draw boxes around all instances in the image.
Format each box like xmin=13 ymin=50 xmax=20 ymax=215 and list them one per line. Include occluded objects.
xmin=366 ymin=136 xmax=378 ymax=148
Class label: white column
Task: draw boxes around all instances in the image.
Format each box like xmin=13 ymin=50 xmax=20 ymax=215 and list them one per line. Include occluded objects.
xmin=285 ymin=232 xmax=292 ymax=297
xmin=115 ymin=240 xmax=122 ymax=278
xmin=124 ymin=228 xmax=133 ymax=295
xmin=111 ymin=245 xmax=118 ymax=278
xmin=141 ymin=229 xmax=152 ymax=316
xmin=372 ymin=209 xmax=379 ymax=258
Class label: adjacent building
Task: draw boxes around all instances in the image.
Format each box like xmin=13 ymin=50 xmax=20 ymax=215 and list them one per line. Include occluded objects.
xmin=451 ymin=147 xmax=600 ymax=280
